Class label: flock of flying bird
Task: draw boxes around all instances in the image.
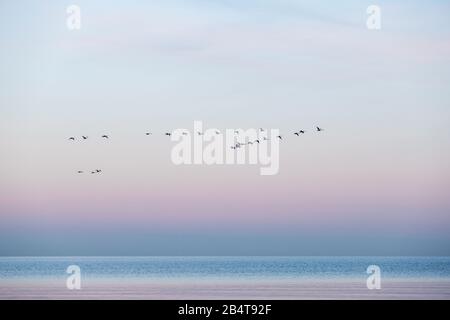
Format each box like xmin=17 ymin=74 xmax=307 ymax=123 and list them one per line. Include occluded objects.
xmin=69 ymin=126 xmax=324 ymax=174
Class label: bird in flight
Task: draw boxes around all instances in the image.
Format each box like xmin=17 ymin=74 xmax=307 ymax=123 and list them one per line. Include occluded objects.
xmin=102 ymin=135 xmax=109 ymax=139
xmin=77 ymin=171 xmax=83 ymax=174
xmin=277 ymin=135 xmax=282 ymax=140
xmin=82 ymin=136 xmax=88 ymax=140
xmin=316 ymin=127 xmax=324 ymax=132
xmin=96 ymin=169 xmax=102 ymax=173
xmin=165 ymin=132 xmax=171 ymax=136
xmin=68 ymin=137 xmax=75 ymax=141
xmin=145 ymin=132 xmax=152 ymax=136
xmin=254 ymin=139 xmax=260 ymax=144
xmin=294 ymin=132 xmax=299 ymax=136
xmin=299 ymin=130 xmax=305 ymax=134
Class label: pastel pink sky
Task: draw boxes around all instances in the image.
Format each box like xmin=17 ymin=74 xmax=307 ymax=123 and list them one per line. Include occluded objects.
xmin=1 ymin=0 xmax=450 ymax=255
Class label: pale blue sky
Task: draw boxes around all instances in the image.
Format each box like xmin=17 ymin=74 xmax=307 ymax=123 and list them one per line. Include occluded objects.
xmin=1 ymin=1 xmax=450 ymax=255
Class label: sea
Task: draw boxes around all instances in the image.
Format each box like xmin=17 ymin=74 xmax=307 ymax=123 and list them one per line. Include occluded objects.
xmin=1 ymin=256 xmax=449 ymax=299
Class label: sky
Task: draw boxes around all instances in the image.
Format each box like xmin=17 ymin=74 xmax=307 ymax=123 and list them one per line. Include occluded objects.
xmin=0 ymin=0 xmax=450 ymax=255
